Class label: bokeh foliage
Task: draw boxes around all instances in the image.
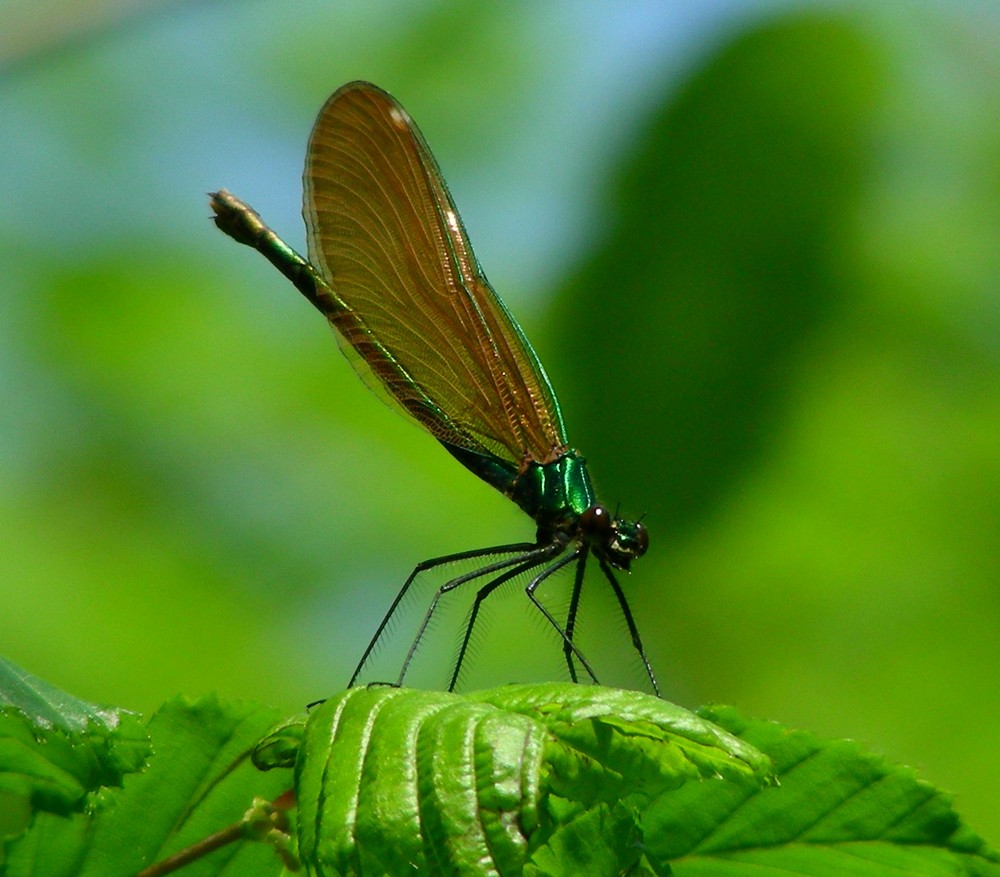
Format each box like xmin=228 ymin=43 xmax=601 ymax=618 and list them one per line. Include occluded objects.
xmin=1 ymin=0 xmax=998 ymax=847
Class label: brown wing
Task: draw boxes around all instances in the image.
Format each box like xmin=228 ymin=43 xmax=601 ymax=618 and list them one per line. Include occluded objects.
xmin=302 ymin=81 xmax=567 ymax=466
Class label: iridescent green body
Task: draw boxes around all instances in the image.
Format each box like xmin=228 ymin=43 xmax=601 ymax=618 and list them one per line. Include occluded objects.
xmin=443 ymin=444 xmax=594 ymax=532
xmin=210 ymin=81 xmax=658 ymax=695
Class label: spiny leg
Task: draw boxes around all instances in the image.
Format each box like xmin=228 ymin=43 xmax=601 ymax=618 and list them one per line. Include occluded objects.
xmin=395 ymin=542 xmax=561 ymax=688
xmin=596 ymin=555 xmax=660 ymax=697
xmin=562 ymin=550 xmax=587 ymax=683
xmin=349 ymin=541 xmax=536 ymax=687
xmin=446 ymin=547 xmax=569 ymax=692
xmin=525 ymin=548 xmax=600 ymax=685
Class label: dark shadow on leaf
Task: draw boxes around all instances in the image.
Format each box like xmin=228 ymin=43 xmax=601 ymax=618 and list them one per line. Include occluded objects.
xmin=550 ymin=12 xmax=884 ymax=541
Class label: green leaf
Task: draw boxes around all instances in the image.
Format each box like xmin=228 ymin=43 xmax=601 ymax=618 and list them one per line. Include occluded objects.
xmin=253 ymin=712 xmax=308 ymax=772
xmin=3 ymin=694 xmax=291 ymax=877
xmin=0 ymin=655 xmax=149 ymax=813
xmin=8 ymin=678 xmax=999 ymax=876
xmin=293 ymin=684 xmax=770 ymax=877
xmin=642 ymin=705 xmax=1000 ymax=876
xmin=524 ymin=799 xmax=646 ymax=877
xmin=475 ymin=683 xmax=771 ymax=799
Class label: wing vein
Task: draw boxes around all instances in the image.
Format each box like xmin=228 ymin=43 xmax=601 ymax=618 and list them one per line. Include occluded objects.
xmin=303 ymin=82 xmax=567 ymax=467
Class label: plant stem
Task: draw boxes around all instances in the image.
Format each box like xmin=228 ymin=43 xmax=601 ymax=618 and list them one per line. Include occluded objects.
xmin=133 ymin=789 xmax=296 ymax=877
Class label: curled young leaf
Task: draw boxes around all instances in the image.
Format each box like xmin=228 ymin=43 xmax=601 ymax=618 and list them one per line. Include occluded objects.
xmin=291 ymin=684 xmax=770 ymax=876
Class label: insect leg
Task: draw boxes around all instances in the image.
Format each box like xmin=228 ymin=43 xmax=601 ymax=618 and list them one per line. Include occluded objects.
xmin=561 ymin=550 xmax=588 ymax=683
xmin=349 ymin=542 xmax=536 ymax=687
xmin=596 ymin=555 xmax=660 ymax=697
xmin=525 ymin=548 xmax=600 ymax=685
xmin=391 ymin=542 xmax=557 ymax=688
xmin=447 ymin=547 xmax=565 ymax=691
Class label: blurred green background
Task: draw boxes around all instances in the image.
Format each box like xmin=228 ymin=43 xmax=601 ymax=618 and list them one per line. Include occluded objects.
xmin=2 ymin=0 xmax=998 ymax=845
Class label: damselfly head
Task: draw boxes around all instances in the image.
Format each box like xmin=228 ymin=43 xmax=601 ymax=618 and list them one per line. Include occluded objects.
xmin=578 ymin=504 xmax=649 ymax=570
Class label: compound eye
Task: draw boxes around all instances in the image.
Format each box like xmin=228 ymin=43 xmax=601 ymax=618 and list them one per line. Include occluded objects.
xmin=634 ymin=521 xmax=649 ymax=556
xmin=579 ymin=505 xmax=612 ymax=541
